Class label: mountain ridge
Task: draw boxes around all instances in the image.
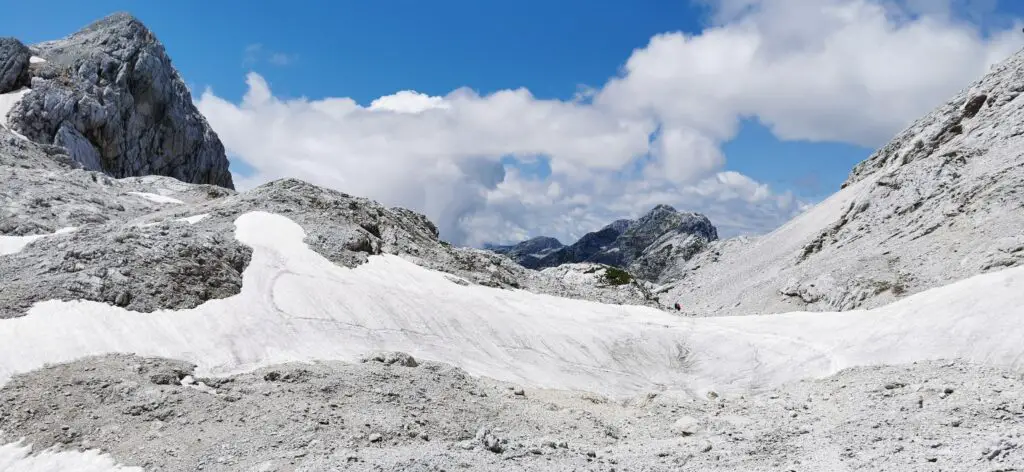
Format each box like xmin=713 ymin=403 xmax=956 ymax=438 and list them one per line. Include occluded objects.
xmin=491 ymin=204 xmax=718 ymax=283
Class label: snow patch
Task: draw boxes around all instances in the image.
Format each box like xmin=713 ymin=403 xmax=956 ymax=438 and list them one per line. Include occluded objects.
xmin=137 ymin=214 xmax=210 ymax=228
xmin=0 ymin=211 xmax=1022 ymax=399
xmin=0 ymin=439 xmax=141 ymax=472
xmin=0 ymin=228 xmax=77 ymax=256
xmin=126 ymin=192 xmax=184 ymax=204
xmin=179 ymin=213 xmax=209 ymax=224
xmin=0 ymin=88 xmax=31 ymax=140
xmin=28 ymin=56 xmax=46 ymax=64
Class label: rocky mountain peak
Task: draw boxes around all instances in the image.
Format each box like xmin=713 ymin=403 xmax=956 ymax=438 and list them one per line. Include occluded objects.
xmin=1 ymin=13 xmax=233 ymax=188
xmin=604 ymin=218 xmax=633 ymax=234
xmin=515 ymin=236 xmax=564 ymax=252
xmin=494 ymin=204 xmax=718 ymax=281
xmin=616 ymin=206 xmax=718 ymax=262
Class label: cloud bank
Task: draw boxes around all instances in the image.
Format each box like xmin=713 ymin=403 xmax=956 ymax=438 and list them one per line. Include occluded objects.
xmin=198 ymin=0 xmax=1021 ymax=246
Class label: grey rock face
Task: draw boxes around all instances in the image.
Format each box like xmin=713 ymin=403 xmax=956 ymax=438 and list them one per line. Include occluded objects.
xmin=6 ymin=13 xmax=233 ymax=188
xmin=0 ymin=38 xmax=30 ymax=94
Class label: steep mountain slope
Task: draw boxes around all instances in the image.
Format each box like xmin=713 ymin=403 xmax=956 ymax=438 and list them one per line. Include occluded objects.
xmin=1 ymin=13 xmax=233 ymax=187
xmin=663 ymin=47 xmax=1024 ymax=315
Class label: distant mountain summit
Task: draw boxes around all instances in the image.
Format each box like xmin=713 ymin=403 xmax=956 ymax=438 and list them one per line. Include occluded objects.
xmin=0 ymin=12 xmax=233 ymax=188
xmin=486 ymin=236 xmax=564 ymax=265
xmin=492 ymin=205 xmax=718 ymax=282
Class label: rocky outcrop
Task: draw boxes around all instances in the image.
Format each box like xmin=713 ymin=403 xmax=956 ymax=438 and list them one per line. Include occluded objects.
xmin=498 ymin=206 xmax=718 ymax=283
xmin=665 ymin=47 xmax=1024 ymax=315
xmin=5 ymin=13 xmax=233 ymax=188
xmin=0 ymin=38 xmax=30 ymax=93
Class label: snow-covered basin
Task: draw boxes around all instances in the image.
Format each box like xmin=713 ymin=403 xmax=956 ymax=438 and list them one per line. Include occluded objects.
xmin=1 ymin=211 xmax=1023 ymax=399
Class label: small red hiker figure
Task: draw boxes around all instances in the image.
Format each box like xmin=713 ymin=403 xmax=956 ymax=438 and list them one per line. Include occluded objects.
xmin=674 ymin=302 xmax=681 ymax=311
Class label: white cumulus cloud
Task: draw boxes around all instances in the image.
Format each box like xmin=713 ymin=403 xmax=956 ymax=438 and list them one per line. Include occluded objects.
xmin=198 ymin=0 xmax=1020 ymax=246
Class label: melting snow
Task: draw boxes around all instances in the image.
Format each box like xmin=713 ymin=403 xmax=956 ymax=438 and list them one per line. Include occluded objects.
xmin=0 ymin=228 xmax=76 ymax=256
xmin=0 ymin=440 xmax=140 ymax=472
xmin=0 ymin=212 xmax=1020 ymax=399
xmin=126 ymin=192 xmax=184 ymax=204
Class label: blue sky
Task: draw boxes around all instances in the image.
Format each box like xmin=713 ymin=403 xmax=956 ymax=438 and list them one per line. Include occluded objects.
xmin=3 ymin=0 xmax=866 ymax=200
xmin=4 ymin=1 xmax=1022 ymax=244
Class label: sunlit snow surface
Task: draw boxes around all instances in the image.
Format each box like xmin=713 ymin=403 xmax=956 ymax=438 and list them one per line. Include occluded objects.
xmin=1 ymin=211 xmax=1022 ymax=401
xmin=0 ymin=440 xmax=140 ymax=472
xmin=126 ymin=192 xmax=184 ymax=204
xmin=0 ymin=228 xmax=76 ymax=256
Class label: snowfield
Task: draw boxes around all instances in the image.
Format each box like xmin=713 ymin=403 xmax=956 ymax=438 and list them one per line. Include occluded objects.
xmin=1 ymin=211 xmax=1022 ymax=400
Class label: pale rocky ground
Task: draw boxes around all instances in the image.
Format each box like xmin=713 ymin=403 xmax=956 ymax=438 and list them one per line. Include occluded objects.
xmin=0 ymin=354 xmax=1021 ymax=471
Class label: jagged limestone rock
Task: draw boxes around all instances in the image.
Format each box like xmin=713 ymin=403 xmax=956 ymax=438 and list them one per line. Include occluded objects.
xmin=6 ymin=13 xmax=233 ymax=188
